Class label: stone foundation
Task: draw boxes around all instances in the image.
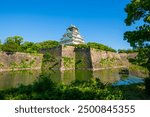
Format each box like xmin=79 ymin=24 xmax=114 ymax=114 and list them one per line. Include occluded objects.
xmin=0 ymin=52 xmax=43 ymax=71
xmin=41 ymin=45 xmax=131 ymax=70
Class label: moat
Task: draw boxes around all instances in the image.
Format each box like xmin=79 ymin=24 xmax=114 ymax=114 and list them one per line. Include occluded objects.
xmin=0 ymin=68 xmax=146 ymax=90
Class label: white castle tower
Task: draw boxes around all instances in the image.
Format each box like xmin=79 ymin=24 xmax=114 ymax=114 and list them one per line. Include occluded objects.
xmin=60 ymin=25 xmax=85 ymax=45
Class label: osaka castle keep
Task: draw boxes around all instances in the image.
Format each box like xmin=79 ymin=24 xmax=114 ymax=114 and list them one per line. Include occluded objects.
xmin=60 ymin=25 xmax=85 ymax=45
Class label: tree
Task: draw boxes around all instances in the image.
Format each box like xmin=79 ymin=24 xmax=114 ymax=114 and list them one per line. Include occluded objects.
xmin=21 ymin=42 xmax=41 ymax=53
xmin=118 ymin=49 xmax=138 ymax=53
xmin=2 ymin=36 xmax=23 ymax=52
xmin=124 ymin=0 xmax=150 ymax=76
xmin=87 ymin=42 xmax=116 ymax=52
xmin=38 ymin=40 xmax=60 ymax=49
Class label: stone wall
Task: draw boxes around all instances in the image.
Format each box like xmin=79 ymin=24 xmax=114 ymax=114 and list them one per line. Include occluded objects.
xmin=0 ymin=46 xmax=134 ymax=72
xmin=61 ymin=46 xmax=75 ymax=70
xmin=0 ymin=52 xmax=43 ymax=71
xmin=41 ymin=46 xmax=130 ymax=70
xmin=119 ymin=53 xmax=137 ymax=59
xmin=90 ymin=48 xmax=129 ymax=70
xmin=75 ymin=48 xmax=92 ymax=69
xmin=40 ymin=46 xmax=62 ymax=70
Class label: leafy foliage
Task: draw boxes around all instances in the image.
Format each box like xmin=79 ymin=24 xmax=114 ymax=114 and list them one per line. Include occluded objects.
xmin=0 ymin=36 xmax=60 ymax=53
xmin=0 ymin=74 xmax=122 ymax=100
xmin=1 ymin=36 xmax=116 ymax=53
xmin=2 ymin=36 xmax=23 ymax=52
xmin=38 ymin=40 xmax=60 ymax=49
xmin=87 ymin=42 xmax=116 ymax=52
xmin=125 ymin=0 xmax=150 ymax=26
xmin=124 ymin=0 xmax=150 ymax=94
xmin=129 ymin=64 xmax=149 ymax=77
xmin=21 ymin=42 xmax=41 ymax=53
xmin=99 ymin=58 xmax=118 ymax=67
xmin=118 ymin=49 xmax=138 ymax=53
xmin=43 ymin=52 xmax=54 ymax=62
xmin=0 ymin=74 xmax=149 ymax=100
xmin=124 ymin=0 xmax=150 ymax=74
xmin=135 ymin=47 xmax=150 ymax=67
xmin=70 ymin=42 xmax=116 ymax=52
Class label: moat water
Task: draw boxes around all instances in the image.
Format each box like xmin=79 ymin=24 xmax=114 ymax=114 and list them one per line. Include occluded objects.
xmin=0 ymin=68 xmax=147 ymax=90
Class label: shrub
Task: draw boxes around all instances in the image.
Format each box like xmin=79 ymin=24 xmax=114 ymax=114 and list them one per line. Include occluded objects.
xmin=145 ymin=78 xmax=150 ymax=95
xmin=87 ymin=42 xmax=116 ymax=52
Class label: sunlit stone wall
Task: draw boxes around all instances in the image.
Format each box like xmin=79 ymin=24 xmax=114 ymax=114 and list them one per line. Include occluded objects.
xmin=40 ymin=45 xmax=132 ymax=70
xmin=0 ymin=52 xmax=43 ymax=71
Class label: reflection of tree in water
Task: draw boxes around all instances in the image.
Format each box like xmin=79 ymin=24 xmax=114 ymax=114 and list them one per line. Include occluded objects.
xmin=50 ymin=70 xmax=92 ymax=85
xmin=62 ymin=70 xmax=76 ymax=84
xmin=0 ymin=70 xmax=41 ymax=90
xmin=75 ymin=70 xmax=92 ymax=81
xmin=93 ymin=69 xmax=120 ymax=84
xmin=0 ymin=68 xmax=146 ymax=90
xmin=47 ymin=70 xmax=61 ymax=83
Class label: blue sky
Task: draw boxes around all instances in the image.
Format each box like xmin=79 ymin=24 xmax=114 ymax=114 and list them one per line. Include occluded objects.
xmin=0 ymin=0 xmax=136 ymax=50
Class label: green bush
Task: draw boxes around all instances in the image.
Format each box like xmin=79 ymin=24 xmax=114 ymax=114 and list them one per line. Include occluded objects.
xmin=87 ymin=42 xmax=116 ymax=52
xmin=21 ymin=42 xmax=41 ymax=53
xmin=118 ymin=49 xmax=138 ymax=53
xmin=0 ymin=74 xmax=149 ymax=100
xmin=38 ymin=40 xmax=60 ymax=49
xmin=42 ymin=53 xmax=56 ymax=63
xmin=2 ymin=36 xmax=23 ymax=52
xmin=0 ymin=75 xmax=123 ymax=100
xmin=145 ymin=78 xmax=150 ymax=95
xmin=69 ymin=42 xmax=116 ymax=52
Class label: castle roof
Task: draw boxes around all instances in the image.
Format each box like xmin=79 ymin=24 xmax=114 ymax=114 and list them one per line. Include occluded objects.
xmin=60 ymin=25 xmax=85 ymax=45
xmin=68 ymin=24 xmax=78 ymax=30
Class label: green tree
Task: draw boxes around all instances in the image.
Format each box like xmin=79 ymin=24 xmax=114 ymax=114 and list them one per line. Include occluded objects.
xmin=38 ymin=40 xmax=60 ymax=49
xmin=21 ymin=42 xmax=41 ymax=53
xmin=124 ymin=0 xmax=150 ymax=76
xmin=87 ymin=42 xmax=116 ymax=52
xmin=118 ymin=49 xmax=138 ymax=53
xmin=2 ymin=36 xmax=23 ymax=52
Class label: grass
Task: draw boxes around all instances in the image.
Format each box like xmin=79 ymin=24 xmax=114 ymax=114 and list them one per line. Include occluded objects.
xmin=129 ymin=65 xmax=148 ymax=73
xmin=129 ymin=64 xmax=149 ymax=78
